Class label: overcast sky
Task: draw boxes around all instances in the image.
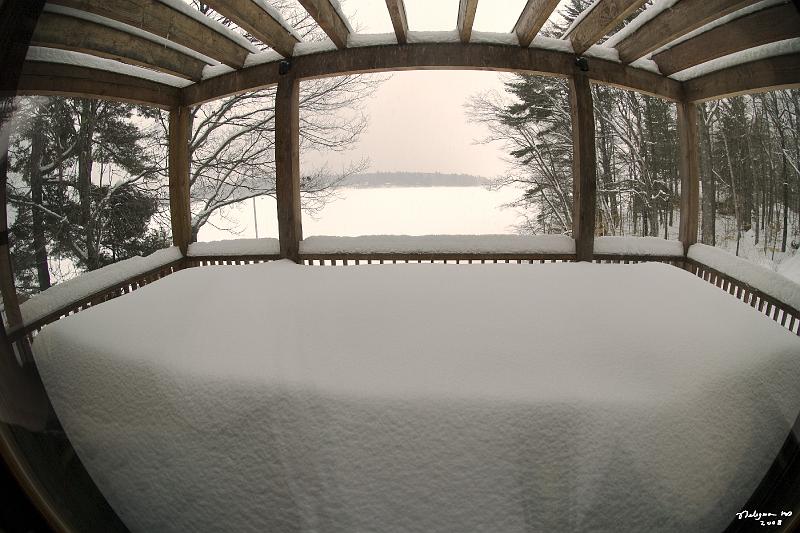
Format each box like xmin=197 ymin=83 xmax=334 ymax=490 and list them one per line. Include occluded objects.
xmin=300 ymin=0 xmax=571 ymax=178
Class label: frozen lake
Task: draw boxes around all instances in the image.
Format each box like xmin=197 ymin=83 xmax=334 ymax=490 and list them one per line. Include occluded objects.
xmin=197 ymin=186 xmax=523 ymax=242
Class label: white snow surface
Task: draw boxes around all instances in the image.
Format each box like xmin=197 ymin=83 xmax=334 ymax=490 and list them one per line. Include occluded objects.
xmin=293 ymin=39 xmax=338 ymax=56
xmin=689 ymin=243 xmax=800 ymax=311
xmin=348 ymin=33 xmax=398 ymax=48
xmin=530 ymin=35 xmax=574 ymax=53
xmin=469 ymin=31 xmax=520 ymax=47
xmin=584 ymin=45 xmax=620 ymax=62
xmin=243 ymin=50 xmax=283 ymax=67
xmin=407 ymin=30 xmax=461 ymax=44
xmin=26 ymin=47 xmax=193 ymax=88
xmin=42 ymin=4 xmax=219 ymax=66
xmin=158 ymin=0 xmax=259 ymax=53
xmin=594 ymin=236 xmax=684 ymax=256
xmin=299 ymin=234 xmax=576 ymax=254
xmin=187 ymin=238 xmax=280 ymax=257
xmin=20 ymin=247 xmax=182 ymax=325
xmin=201 ymin=63 xmax=235 ymax=80
xmin=671 ymin=38 xmax=800 ymax=81
xmin=330 ymin=0 xmax=354 ymax=33
xmin=32 ymin=261 xmax=800 ymax=532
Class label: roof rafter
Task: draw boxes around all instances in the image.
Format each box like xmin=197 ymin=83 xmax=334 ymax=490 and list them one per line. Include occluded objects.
xmin=48 ymin=0 xmax=251 ymax=68
xmin=31 ymin=11 xmax=207 ymax=80
xmin=615 ymin=0 xmax=760 ymax=64
xmin=513 ymin=0 xmax=561 ymax=47
xmin=683 ymin=52 xmax=800 ymax=102
xmin=457 ymin=0 xmax=478 ymax=44
xmin=653 ymin=3 xmax=800 ymax=76
xmin=297 ymin=0 xmax=350 ymax=49
xmin=18 ymin=61 xmax=181 ymax=108
xmin=202 ymin=0 xmax=300 ymax=58
xmin=568 ymin=0 xmax=649 ymax=56
xmin=385 ymin=0 xmax=409 ymax=45
xmin=183 ymin=42 xmax=683 ymax=106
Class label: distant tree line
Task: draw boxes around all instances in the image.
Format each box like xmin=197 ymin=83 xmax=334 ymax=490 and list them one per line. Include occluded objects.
xmin=468 ymin=0 xmax=800 ymax=256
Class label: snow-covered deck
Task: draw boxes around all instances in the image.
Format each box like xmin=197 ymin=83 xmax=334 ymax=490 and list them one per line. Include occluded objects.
xmin=31 ymin=260 xmax=800 ymax=532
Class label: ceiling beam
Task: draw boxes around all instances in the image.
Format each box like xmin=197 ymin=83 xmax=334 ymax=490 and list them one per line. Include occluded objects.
xmin=385 ymin=0 xmax=409 ymax=45
xmin=683 ymin=52 xmax=800 ymax=102
xmin=615 ymin=0 xmax=760 ymax=64
xmin=457 ymin=0 xmax=478 ymax=44
xmin=653 ymin=4 xmax=800 ymax=76
xmin=297 ymin=0 xmax=350 ymax=49
xmin=48 ymin=0 xmax=250 ymax=68
xmin=513 ymin=0 xmax=561 ymax=47
xmin=183 ymin=42 xmax=683 ymax=106
xmin=17 ymin=61 xmax=181 ymax=108
xmin=202 ymin=0 xmax=299 ymax=57
xmin=31 ymin=11 xmax=207 ymax=80
xmin=569 ymin=0 xmax=649 ymax=56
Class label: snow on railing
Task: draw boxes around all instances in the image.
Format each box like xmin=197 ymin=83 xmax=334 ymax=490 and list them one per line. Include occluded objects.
xmin=188 ymin=238 xmax=280 ymax=257
xmin=594 ymin=236 xmax=684 ymax=257
xmin=299 ymin=234 xmax=576 ymax=255
xmin=688 ymin=243 xmax=800 ymax=314
xmin=18 ymin=247 xmax=183 ymax=327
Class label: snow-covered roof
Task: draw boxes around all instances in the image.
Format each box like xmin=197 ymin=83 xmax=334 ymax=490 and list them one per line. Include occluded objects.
xmin=18 ymin=0 xmax=798 ymax=104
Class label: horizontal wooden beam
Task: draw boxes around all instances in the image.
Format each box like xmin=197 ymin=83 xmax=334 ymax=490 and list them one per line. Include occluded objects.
xmin=49 ymin=0 xmax=250 ymax=68
xmin=31 ymin=11 xmax=207 ymax=80
xmin=514 ymin=0 xmax=561 ymax=47
xmin=653 ymin=4 xmax=800 ymax=76
xmin=202 ymin=0 xmax=299 ymax=57
xmin=16 ymin=61 xmax=181 ymax=108
xmin=615 ymin=0 xmax=760 ymax=64
xmin=683 ymin=53 xmax=800 ymax=102
xmin=183 ymin=42 xmax=683 ymax=105
xmin=385 ymin=0 xmax=409 ymax=45
xmin=297 ymin=0 xmax=350 ymax=49
xmin=457 ymin=0 xmax=478 ymax=44
xmin=569 ymin=0 xmax=648 ymax=56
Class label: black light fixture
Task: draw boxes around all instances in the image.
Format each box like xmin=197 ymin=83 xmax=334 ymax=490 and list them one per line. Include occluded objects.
xmin=575 ymin=57 xmax=589 ymax=72
xmin=279 ymin=60 xmax=291 ymax=75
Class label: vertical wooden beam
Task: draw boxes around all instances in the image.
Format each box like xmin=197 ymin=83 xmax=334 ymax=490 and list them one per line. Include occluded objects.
xmin=457 ymin=0 xmax=479 ymax=44
xmin=275 ymin=72 xmax=302 ymax=262
xmin=385 ymin=0 xmax=409 ymax=45
xmin=569 ymin=65 xmax=596 ymax=262
xmin=168 ymin=106 xmax=192 ymax=255
xmin=678 ymin=100 xmax=700 ymax=255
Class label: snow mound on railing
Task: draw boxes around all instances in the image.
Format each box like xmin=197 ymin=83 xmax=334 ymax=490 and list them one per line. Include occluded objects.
xmin=188 ymin=238 xmax=280 ymax=257
xmin=20 ymin=247 xmax=182 ymax=326
xmin=595 ymin=236 xmax=684 ymax=256
xmin=300 ymin=234 xmax=576 ymax=254
xmin=688 ymin=243 xmax=800 ymax=311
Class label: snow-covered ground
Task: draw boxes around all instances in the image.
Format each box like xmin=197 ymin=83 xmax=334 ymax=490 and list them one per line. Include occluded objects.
xmin=33 ymin=261 xmax=800 ymax=532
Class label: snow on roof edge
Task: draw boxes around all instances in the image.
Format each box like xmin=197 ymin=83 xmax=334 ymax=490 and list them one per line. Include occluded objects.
xmin=671 ymin=38 xmax=800 ymax=82
xmin=157 ymin=0 xmax=259 ymax=54
xmin=26 ymin=47 xmax=193 ymax=88
xmin=42 ymin=4 xmax=220 ymax=66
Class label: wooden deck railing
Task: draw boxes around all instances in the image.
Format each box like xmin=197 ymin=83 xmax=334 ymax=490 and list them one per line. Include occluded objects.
xmin=8 ymin=253 xmax=800 ymax=342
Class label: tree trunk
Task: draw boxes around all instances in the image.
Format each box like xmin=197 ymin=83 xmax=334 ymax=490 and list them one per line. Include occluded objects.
xmin=77 ymin=100 xmax=98 ymax=270
xmin=29 ymin=117 xmax=50 ymax=290
xmin=699 ymin=106 xmax=715 ymax=245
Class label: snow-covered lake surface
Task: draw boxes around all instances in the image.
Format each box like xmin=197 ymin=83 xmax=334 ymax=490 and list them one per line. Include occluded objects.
xmin=33 ymin=261 xmax=800 ymax=532
xmin=197 ymin=186 xmax=522 ymax=241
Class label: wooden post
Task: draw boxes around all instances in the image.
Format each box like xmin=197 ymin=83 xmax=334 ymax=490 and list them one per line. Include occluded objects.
xmin=275 ymin=72 xmax=302 ymax=263
xmin=677 ymin=100 xmax=700 ymax=255
xmin=168 ymin=105 xmax=192 ymax=255
xmin=569 ymin=65 xmax=597 ymax=262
